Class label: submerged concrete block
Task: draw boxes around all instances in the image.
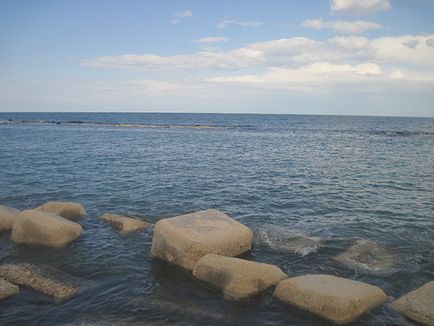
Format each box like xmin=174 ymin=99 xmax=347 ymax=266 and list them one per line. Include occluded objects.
xmin=334 ymin=240 xmax=398 ymax=275
xmin=0 ymin=263 xmax=78 ymax=301
xmin=0 ymin=278 xmax=19 ymax=300
xmin=100 ymin=213 xmax=150 ymax=233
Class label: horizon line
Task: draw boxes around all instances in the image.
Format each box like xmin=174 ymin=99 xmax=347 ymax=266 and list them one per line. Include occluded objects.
xmin=0 ymin=111 xmax=433 ymax=119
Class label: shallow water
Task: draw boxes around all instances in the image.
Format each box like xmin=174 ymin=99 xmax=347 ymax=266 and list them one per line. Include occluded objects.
xmin=0 ymin=113 xmax=433 ymax=325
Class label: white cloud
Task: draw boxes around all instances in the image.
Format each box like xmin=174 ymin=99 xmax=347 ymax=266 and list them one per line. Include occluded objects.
xmin=174 ymin=10 xmax=193 ymax=18
xmin=426 ymin=38 xmax=434 ymax=47
xmin=80 ymin=33 xmax=434 ymax=102
xmin=82 ymin=34 xmax=434 ymax=71
xmin=194 ymin=37 xmax=230 ymax=44
xmin=402 ymin=39 xmax=419 ymax=49
xmin=207 ymin=63 xmax=434 ymax=91
xmin=370 ymin=35 xmax=434 ymax=64
xmin=171 ymin=10 xmax=193 ymax=24
xmin=330 ymin=0 xmax=391 ymax=15
xmin=216 ymin=20 xmax=263 ymax=28
xmin=301 ymin=18 xmax=382 ymax=34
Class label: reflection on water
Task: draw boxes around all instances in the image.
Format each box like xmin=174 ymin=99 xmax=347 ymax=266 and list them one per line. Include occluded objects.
xmin=0 ymin=113 xmax=433 ymax=325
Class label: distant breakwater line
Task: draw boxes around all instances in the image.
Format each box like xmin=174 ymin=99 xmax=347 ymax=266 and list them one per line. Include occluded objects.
xmin=0 ymin=119 xmax=227 ymax=130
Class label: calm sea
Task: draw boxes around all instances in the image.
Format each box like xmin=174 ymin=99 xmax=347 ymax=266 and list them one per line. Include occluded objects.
xmin=0 ymin=113 xmax=433 ymax=325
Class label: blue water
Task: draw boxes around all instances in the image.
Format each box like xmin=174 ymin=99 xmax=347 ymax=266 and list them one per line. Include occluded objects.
xmin=0 ymin=113 xmax=433 ymax=325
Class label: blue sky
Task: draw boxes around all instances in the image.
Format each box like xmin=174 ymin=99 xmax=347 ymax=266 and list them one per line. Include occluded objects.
xmin=1 ymin=0 xmax=434 ymax=116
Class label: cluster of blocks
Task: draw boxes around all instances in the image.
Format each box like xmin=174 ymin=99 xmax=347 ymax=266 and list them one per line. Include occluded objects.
xmin=1 ymin=204 xmax=433 ymax=325
xmin=151 ymin=209 xmax=434 ymax=325
xmin=0 ymin=202 xmax=150 ymax=302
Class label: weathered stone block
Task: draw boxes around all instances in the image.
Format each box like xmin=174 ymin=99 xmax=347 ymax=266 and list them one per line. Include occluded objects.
xmin=0 ymin=205 xmax=20 ymax=232
xmin=100 ymin=213 xmax=150 ymax=233
xmin=334 ymin=240 xmax=398 ymax=275
xmin=193 ymin=254 xmax=287 ymax=299
xmin=12 ymin=209 xmax=83 ymax=248
xmin=0 ymin=278 xmax=19 ymax=300
xmin=37 ymin=201 xmax=86 ymax=219
xmin=391 ymin=281 xmax=434 ymax=326
xmin=0 ymin=264 xmax=78 ymax=301
xmin=151 ymin=209 xmax=253 ymax=270
xmin=274 ymin=274 xmax=387 ymax=324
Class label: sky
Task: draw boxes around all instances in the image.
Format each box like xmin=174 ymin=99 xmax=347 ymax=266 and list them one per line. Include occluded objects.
xmin=1 ymin=0 xmax=434 ymax=116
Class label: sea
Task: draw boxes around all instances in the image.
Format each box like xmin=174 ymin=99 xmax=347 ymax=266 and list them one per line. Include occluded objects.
xmin=0 ymin=112 xmax=433 ymax=325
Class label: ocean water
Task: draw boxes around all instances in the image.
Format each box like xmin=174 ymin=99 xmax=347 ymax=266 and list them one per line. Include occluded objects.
xmin=0 ymin=113 xmax=433 ymax=325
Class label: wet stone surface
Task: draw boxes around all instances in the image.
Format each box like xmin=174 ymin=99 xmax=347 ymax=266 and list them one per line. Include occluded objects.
xmin=0 ymin=263 xmax=79 ymax=301
xmin=334 ymin=240 xmax=399 ymax=275
xmin=0 ymin=278 xmax=19 ymax=300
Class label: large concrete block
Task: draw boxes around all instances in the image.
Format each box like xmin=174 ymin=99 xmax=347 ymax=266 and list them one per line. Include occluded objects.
xmin=274 ymin=274 xmax=387 ymax=324
xmin=37 ymin=201 xmax=86 ymax=219
xmin=193 ymin=254 xmax=287 ymax=299
xmin=0 ymin=205 xmax=20 ymax=232
xmin=391 ymin=281 xmax=434 ymax=326
xmin=151 ymin=209 xmax=253 ymax=270
xmin=11 ymin=209 xmax=83 ymax=248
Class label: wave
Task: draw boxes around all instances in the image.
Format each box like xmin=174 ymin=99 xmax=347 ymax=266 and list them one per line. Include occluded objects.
xmin=254 ymin=225 xmax=321 ymax=256
xmin=368 ymin=130 xmax=434 ymax=137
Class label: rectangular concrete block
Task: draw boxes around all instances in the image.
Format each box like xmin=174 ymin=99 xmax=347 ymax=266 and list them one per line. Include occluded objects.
xmin=151 ymin=209 xmax=253 ymax=270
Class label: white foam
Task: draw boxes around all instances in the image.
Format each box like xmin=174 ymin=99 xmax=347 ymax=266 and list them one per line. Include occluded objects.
xmin=255 ymin=225 xmax=321 ymax=256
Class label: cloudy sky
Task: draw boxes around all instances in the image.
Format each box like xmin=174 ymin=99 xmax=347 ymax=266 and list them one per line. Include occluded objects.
xmin=1 ymin=0 xmax=434 ymax=116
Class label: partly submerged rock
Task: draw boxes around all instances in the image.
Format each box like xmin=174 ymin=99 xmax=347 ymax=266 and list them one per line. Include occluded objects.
xmin=151 ymin=209 xmax=253 ymax=270
xmin=255 ymin=225 xmax=321 ymax=256
xmin=100 ymin=213 xmax=150 ymax=233
xmin=334 ymin=240 xmax=398 ymax=275
xmin=37 ymin=201 xmax=86 ymax=219
xmin=149 ymin=298 xmax=227 ymax=321
xmin=0 ymin=205 xmax=20 ymax=232
xmin=391 ymin=281 xmax=434 ymax=326
xmin=274 ymin=274 xmax=387 ymax=325
xmin=11 ymin=209 xmax=83 ymax=248
xmin=0 ymin=263 xmax=78 ymax=301
xmin=0 ymin=278 xmax=19 ymax=300
xmin=193 ymin=254 xmax=287 ymax=300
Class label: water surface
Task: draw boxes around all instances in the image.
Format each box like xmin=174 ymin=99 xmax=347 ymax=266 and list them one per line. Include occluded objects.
xmin=1 ymin=113 xmax=433 ymax=325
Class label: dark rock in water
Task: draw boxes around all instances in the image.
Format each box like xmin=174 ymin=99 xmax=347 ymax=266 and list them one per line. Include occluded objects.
xmin=0 ymin=263 xmax=79 ymax=301
xmin=391 ymin=281 xmax=434 ymax=326
xmin=334 ymin=240 xmax=398 ymax=275
xmin=254 ymin=225 xmax=321 ymax=256
xmin=0 ymin=278 xmax=19 ymax=300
